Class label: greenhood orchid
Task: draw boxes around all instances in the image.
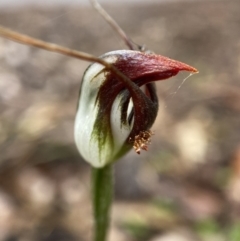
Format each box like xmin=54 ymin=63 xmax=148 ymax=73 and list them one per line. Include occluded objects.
xmin=0 ymin=7 xmax=198 ymax=241
xmin=74 ymin=50 xmax=197 ymax=168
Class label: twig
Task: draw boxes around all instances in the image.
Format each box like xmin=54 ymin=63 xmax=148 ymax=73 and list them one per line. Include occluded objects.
xmin=89 ymin=0 xmax=135 ymax=50
xmin=0 ymin=26 xmax=107 ymax=66
xmin=0 ymin=25 xmax=139 ymax=92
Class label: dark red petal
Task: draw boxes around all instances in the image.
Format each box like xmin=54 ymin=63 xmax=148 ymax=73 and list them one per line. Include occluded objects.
xmin=113 ymin=51 xmax=198 ymax=83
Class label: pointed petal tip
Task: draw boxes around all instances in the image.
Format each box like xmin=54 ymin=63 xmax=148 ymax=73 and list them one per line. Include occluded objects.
xmin=174 ymin=61 xmax=198 ymax=74
xmin=189 ymin=66 xmax=199 ymax=74
xmin=148 ymin=53 xmax=198 ymax=76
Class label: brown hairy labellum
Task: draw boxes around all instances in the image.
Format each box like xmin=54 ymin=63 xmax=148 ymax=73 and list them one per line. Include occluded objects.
xmin=130 ymin=130 xmax=154 ymax=154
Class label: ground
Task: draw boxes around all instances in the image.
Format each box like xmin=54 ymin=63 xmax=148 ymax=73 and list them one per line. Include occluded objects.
xmin=0 ymin=1 xmax=240 ymax=241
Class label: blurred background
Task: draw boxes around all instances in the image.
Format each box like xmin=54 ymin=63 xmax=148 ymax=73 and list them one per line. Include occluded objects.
xmin=0 ymin=0 xmax=239 ymax=240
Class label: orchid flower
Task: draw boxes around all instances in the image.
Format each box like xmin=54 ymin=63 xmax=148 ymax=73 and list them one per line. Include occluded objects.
xmin=0 ymin=7 xmax=198 ymax=241
xmin=74 ymin=50 xmax=197 ymax=168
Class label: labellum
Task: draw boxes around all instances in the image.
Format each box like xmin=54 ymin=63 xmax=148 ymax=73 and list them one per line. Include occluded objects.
xmin=74 ymin=50 xmax=197 ymax=168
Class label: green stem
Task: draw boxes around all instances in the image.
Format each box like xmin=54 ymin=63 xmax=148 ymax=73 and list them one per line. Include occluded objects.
xmin=92 ymin=164 xmax=113 ymax=241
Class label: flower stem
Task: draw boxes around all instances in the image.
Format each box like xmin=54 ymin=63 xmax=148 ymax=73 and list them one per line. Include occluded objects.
xmin=92 ymin=164 xmax=113 ymax=241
